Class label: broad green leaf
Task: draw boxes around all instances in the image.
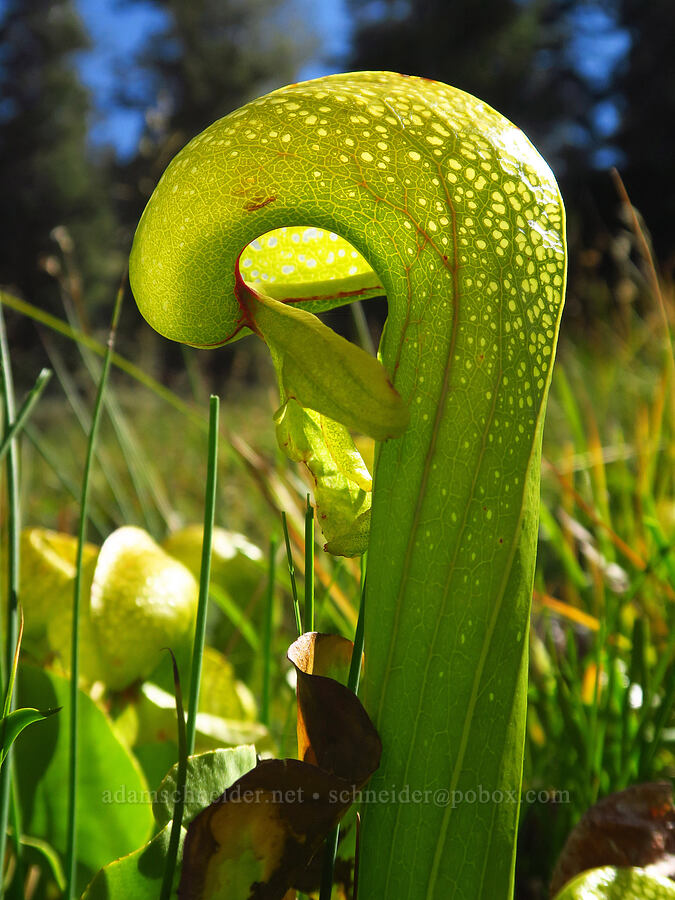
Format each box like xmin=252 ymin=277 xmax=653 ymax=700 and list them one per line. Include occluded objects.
xmin=129 ymin=71 xmax=566 ymax=898
xmin=152 ymin=746 xmax=257 ymax=829
xmin=16 ymin=664 xmax=153 ymax=889
xmin=553 ymin=866 xmax=675 ymax=899
xmin=0 ymin=706 xmax=59 ymax=767
xmin=82 ymin=821 xmax=185 ymax=900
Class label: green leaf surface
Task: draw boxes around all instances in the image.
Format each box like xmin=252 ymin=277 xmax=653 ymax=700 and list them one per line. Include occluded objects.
xmin=239 ymin=225 xmax=382 ymax=302
xmin=129 ymin=71 xmax=566 ymax=898
xmin=553 ymin=866 xmax=675 ymax=899
xmin=0 ymin=706 xmax=59 ymax=766
xmin=82 ymin=821 xmax=185 ymax=900
xmin=15 ymin=664 xmax=153 ymax=888
xmin=275 ymin=398 xmax=371 ymax=554
xmin=248 ymin=286 xmax=409 ymax=441
xmin=152 ymin=746 xmax=257 ymax=829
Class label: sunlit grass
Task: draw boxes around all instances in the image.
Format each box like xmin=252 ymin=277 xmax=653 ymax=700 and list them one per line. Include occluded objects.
xmin=2 ymin=251 xmax=675 ymax=897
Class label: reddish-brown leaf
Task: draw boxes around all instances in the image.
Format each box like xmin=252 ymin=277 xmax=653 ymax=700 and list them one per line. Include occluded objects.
xmin=550 ymin=782 xmax=675 ymax=896
xmin=178 ymin=633 xmax=380 ymax=900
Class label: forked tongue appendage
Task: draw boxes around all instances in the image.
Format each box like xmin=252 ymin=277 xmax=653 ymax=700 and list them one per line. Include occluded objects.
xmin=237 ymin=279 xmax=408 ymax=556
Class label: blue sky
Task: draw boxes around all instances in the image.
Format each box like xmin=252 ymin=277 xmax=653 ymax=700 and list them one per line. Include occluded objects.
xmin=75 ymin=0 xmax=352 ymax=158
xmin=72 ymin=0 xmax=629 ymax=165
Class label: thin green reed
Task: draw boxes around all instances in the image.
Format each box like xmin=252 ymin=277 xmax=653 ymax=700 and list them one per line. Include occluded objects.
xmin=281 ymin=510 xmax=302 ymax=636
xmin=160 ymin=651 xmax=188 ymax=900
xmin=261 ymin=537 xmax=277 ymax=727
xmin=185 ymin=395 xmax=220 ymax=755
xmin=65 ymin=284 xmax=124 ymax=899
xmin=304 ymin=496 xmax=315 ymax=633
xmin=0 ymin=368 xmax=51 ymax=465
xmin=0 ymin=302 xmax=22 ymax=887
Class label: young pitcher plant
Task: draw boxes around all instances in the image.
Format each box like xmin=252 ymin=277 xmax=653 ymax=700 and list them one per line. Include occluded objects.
xmin=130 ymin=71 xmax=567 ymax=898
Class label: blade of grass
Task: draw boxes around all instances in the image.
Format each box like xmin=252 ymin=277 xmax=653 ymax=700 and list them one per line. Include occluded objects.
xmin=0 ymin=301 xmax=23 ymax=887
xmin=0 ymin=291 xmax=284 ymax=539
xmin=185 ymin=395 xmax=219 ymax=756
xmin=539 ymin=504 xmax=589 ymax=590
xmin=2 ymin=608 xmax=23 ymax=719
xmin=40 ymin=333 xmax=137 ymax=525
xmin=611 ymin=169 xmax=674 ymax=410
xmin=350 ymin=300 xmax=375 ymax=356
xmin=639 ymin=657 xmax=675 ymax=779
xmin=545 ymin=457 xmax=675 ymax=600
xmin=209 ymin=583 xmax=260 ymax=652
xmin=24 ymin=425 xmax=109 ymax=537
xmin=65 ymin=282 xmax=124 ymax=900
xmin=160 ymin=650 xmax=188 ymax=900
xmin=260 ymin=536 xmax=277 ymax=728
xmin=0 ymin=290 xmax=203 ymax=428
xmin=3 ymin=613 xmax=27 ymax=899
xmin=304 ymin=496 xmax=315 ymax=633
xmin=0 ymin=368 xmax=51 ymax=464
xmin=58 ymin=293 xmax=173 ymax=536
xmin=281 ymin=511 xmax=302 ymax=636
xmin=619 ymin=617 xmax=646 ymax=785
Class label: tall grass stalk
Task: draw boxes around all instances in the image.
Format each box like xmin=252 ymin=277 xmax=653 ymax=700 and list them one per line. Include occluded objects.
xmin=24 ymin=425 xmax=108 ymax=536
xmin=160 ymin=651 xmax=188 ymax=900
xmin=261 ymin=537 xmax=277 ymax=727
xmin=0 ymin=291 xmax=203 ymax=429
xmin=0 ymin=302 xmax=22 ymax=886
xmin=0 ymin=368 xmax=51 ymax=465
xmin=185 ymin=394 xmax=220 ymax=755
xmin=281 ymin=511 xmax=302 ymax=635
xmin=304 ymin=496 xmax=314 ymax=633
xmin=64 ymin=284 xmax=124 ymax=900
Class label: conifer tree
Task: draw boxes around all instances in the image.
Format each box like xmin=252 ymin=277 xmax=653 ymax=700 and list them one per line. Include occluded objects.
xmin=0 ymin=0 xmax=117 ymax=315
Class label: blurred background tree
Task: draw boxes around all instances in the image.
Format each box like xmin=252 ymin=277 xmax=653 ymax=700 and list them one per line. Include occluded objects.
xmin=0 ymin=0 xmax=672 ymax=336
xmin=345 ymin=0 xmax=665 ymax=325
xmin=615 ymin=0 xmax=675 ymax=263
xmin=111 ymin=0 xmax=315 ymax=248
xmin=0 ymin=0 xmax=118 ymax=322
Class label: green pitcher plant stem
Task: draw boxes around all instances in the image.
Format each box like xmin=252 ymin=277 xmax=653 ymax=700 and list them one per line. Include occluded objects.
xmin=129 ymin=72 xmax=566 ymax=898
xmin=65 ymin=282 xmax=123 ymax=900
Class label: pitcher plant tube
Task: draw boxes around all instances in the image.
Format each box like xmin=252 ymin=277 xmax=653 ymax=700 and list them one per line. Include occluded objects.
xmin=129 ymin=71 xmax=566 ymax=898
